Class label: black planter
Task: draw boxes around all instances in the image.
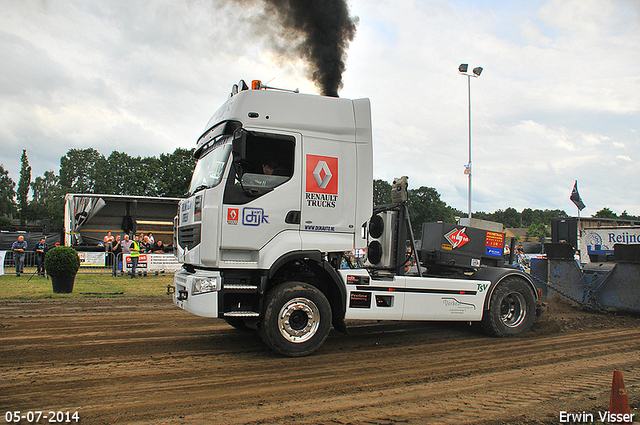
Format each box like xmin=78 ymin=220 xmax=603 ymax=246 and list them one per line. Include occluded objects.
xmin=51 ymin=275 xmax=76 ymax=294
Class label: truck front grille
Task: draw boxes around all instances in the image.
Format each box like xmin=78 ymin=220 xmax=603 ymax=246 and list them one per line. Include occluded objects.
xmin=178 ymin=224 xmax=201 ymax=250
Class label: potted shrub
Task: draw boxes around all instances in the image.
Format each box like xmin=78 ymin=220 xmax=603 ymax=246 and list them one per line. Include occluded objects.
xmin=45 ymin=246 xmax=81 ymax=293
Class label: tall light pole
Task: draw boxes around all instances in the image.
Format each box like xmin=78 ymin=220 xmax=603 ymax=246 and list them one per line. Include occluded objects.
xmin=458 ymin=64 xmax=482 ymax=218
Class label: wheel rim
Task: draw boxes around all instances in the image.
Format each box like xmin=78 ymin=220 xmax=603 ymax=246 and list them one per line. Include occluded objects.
xmin=278 ymin=297 xmax=320 ymax=343
xmin=500 ymin=291 xmax=527 ymax=328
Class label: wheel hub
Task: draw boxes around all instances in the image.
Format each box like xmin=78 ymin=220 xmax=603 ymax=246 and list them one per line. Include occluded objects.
xmin=278 ymin=298 xmax=320 ymax=343
xmin=500 ymin=292 xmax=527 ymax=328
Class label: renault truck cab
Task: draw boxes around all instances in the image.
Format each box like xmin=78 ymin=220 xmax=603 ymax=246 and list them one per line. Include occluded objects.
xmin=173 ymin=81 xmax=538 ymax=357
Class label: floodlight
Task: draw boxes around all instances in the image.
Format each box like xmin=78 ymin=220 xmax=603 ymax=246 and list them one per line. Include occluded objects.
xmin=458 ymin=63 xmax=484 ymax=218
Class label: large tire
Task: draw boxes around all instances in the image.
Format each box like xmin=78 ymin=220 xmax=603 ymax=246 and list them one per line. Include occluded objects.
xmin=481 ymin=277 xmax=536 ymax=337
xmin=259 ymin=282 xmax=332 ymax=357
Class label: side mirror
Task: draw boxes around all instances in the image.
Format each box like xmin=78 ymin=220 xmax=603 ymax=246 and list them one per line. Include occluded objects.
xmin=232 ymin=129 xmax=247 ymax=178
xmin=232 ymin=129 xmax=245 ymax=157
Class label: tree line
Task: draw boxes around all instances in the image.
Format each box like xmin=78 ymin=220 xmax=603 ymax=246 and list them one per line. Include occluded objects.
xmin=374 ymin=179 xmax=640 ymax=241
xmin=0 ymin=154 xmax=636 ymax=238
xmin=0 ymin=148 xmax=196 ymax=230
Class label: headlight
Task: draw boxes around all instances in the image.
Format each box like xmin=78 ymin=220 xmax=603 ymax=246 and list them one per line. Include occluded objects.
xmin=190 ymin=276 xmax=220 ymax=295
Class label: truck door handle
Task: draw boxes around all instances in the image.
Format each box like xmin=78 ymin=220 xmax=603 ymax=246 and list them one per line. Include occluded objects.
xmin=285 ymin=210 xmax=301 ymax=224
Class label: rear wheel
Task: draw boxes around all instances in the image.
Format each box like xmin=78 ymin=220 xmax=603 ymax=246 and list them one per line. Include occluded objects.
xmin=481 ymin=277 xmax=536 ymax=337
xmin=259 ymin=282 xmax=332 ymax=357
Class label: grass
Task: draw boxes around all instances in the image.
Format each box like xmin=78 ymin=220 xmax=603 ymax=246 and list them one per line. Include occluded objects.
xmin=0 ymin=266 xmax=175 ymax=299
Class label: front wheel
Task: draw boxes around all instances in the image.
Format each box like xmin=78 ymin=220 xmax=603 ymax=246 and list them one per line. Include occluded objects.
xmin=481 ymin=277 xmax=536 ymax=337
xmin=259 ymin=282 xmax=332 ymax=357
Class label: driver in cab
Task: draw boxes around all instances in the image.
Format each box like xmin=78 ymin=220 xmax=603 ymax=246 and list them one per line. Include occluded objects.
xmin=262 ymin=158 xmax=287 ymax=176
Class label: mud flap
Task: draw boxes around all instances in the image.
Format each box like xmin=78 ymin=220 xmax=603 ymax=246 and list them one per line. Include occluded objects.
xmin=332 ymin=315 xmax=348 ymax=335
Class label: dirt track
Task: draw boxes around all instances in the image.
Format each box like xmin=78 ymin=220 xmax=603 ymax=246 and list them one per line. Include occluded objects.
xmin=1 ymin=296 xmax=639 ymax=425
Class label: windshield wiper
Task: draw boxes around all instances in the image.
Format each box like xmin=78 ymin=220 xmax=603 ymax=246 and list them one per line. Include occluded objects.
xmin=188 ymin=184 xmax=208 ymax=197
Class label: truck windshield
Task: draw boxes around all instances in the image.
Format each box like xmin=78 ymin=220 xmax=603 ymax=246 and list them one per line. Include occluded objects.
xmin=187 ymin=138 xmax=231 ymax=196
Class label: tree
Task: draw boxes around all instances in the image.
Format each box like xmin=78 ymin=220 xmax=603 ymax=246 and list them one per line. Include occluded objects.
xmin=472 ymin=211 xmax=491 ymax=222
xmin=123 ymin=156 xmax=156 ymax=196
xmin=30 ymin=170 xmax=64 ymax=228
xmin=142 ymin=156 xmax=161 ymax=196
xmin=17 ymin=149 xmax=31 ymax=226
xmin=0 ymin=164 xmax=16 ymax=218
xmin=407 ymin=186 xmax=458 ymax=238
xmin=373 ymin=179 xmax=392 ymax=206
xmin=126 ymin=155 xmax=154 ymax=196
xmin=620 ymin=210 xmax=640 ymax=220
xmin=103 ymin=150 xmax=133 ymax=195
xmin=521 ymin=208 xmax=540 ymax=227
xmin=59 ymin=148 xmax=195 ymax=198
xmin=371 ymin=180 xmax=462 ymax=239
xmin=59 ymin=148 xmax=106 ymax=193
xmin=103 ymin=151 xmax=157 ymax=196
xmin=502 ymin=207 xmax=521 ymax=228
xmin=526 ymin=222 xmax=549 ymax=242
xmin=156 ymin=148 xmax=196 ymax=197
xmin=521 ymin=208 xmax=567 ymax=228
xmin=543 ymin=209 xmax=568 ymax=223
xmin=593 ymin=207 xmax=617 ymax=219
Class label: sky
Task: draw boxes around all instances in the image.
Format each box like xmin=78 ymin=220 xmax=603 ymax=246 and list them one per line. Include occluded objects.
xmin=1 ymin=0 xmax=639 ymax=217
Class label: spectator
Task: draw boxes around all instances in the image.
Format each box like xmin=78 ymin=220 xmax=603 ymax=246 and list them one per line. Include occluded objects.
xmin=152 ymin=240 xmax=166 ymax=253
xmin=121 ymin=234 xmax=131 ymax=255
xmin=129 ymin=234 xmax=141 ymax=278
xmin=103 ymin=231 xmax=115 ymax=252
xmin=148 ymin=232 xmax=155 ymax=245
xmin=12 ymin=235 xmax=27 ymax=277
xmin=516 ymin=245 xmax=526 ymax=266
xmin=141 ymin=236 xmax=152 ymax=253
xmin=121 ymin=234 xmax=131 ymax=275
xmin=112 ymin=235 xmax=122 ymax=277
xmin=34 ymin=237 xmax=48 ymax=277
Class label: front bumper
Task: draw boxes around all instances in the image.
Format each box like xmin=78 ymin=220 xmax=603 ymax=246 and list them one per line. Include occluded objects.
xmin=173 ymin=269 xmax=221 ymax=318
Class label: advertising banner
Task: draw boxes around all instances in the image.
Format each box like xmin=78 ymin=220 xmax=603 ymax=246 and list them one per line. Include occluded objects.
xmin=123 ymin=253 xmax=181 ymax=272
xmin=78 ymin=251 xmax=106 ymax=267
xmin=581 ymin=227 xmax=640 ymax=259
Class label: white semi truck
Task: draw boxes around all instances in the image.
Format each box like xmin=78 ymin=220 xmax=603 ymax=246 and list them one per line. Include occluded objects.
xmin=173 ymin=80 xmax=540 ymax=356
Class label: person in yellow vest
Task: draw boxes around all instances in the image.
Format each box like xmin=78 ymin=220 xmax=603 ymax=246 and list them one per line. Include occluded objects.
xmin=129 ymin=234 xmax=141 ymax=278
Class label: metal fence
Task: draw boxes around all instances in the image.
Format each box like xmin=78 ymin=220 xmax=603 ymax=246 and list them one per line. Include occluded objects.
xmin=2 ymin=250 xmax=180 ymax=277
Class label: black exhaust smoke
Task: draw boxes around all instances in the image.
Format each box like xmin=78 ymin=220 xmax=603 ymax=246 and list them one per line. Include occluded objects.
xmin=231 ymin=0 xmax=358 ymax=97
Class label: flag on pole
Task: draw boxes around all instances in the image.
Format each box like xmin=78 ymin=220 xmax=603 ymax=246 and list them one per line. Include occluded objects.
xmin=570 ymin=180 xmax=585 ymax=211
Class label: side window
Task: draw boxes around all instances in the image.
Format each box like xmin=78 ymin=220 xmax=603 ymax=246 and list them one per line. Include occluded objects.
xmin=224 ymin=132 xmax=296 ymax=205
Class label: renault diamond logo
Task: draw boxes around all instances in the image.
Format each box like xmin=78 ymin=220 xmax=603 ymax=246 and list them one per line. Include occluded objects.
xmin=312 ymin=161 xmax=332 ymax=189
xmin=306 ymin=154 xmax=338 ymax=195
